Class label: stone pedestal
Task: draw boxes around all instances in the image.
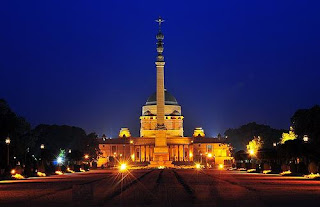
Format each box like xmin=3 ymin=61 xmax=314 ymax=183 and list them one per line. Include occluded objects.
xmin=148 ymin=130 xmax=174 ymax=168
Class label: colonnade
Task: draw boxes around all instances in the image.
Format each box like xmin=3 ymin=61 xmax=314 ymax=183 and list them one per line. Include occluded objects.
xmin=132 ymin=144 xmax=193 ymax=162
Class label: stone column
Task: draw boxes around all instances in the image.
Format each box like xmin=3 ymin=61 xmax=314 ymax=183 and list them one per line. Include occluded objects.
xmin=148 ymin=17 xmax=173 ymax=168
xmin=156 ymin=62 xmax=165 ymax=127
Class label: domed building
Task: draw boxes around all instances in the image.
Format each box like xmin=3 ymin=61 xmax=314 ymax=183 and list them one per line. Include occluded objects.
xmin=140 ymin=89 xmax=184 ymax=138
xmin=98 ymin=17 xmax=233 ymax=168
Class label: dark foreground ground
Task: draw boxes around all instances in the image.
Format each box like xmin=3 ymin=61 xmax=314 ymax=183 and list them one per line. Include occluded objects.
xmin=1 ymin=169 xmax=320 ymax=207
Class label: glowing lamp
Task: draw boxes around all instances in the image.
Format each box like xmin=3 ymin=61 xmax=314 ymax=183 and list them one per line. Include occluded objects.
xmin=189 ymin=152 xmax=193 ymax=158
xmin=37 ymin=172 xmax=46 ymax=177
xmin=5 ymin=137 xmax=10 ymax=145
xmin=195 ymin=163 xmax=201 ymax=169
xmin=84 ymin=154 xmax=89 ymax=159
xmin=55 ymin=171 xmax=63 ymax=175
xmin=12 ymin=173 xmax=24 ymax=179
xmin=11 ymin=169 xmax=16 ymax=175
xmin=119 ymin=163 xmax=127 ymax=172
xmin=207 ymin=153 xmax=213 ymax=158
xmin=249 ymin=150 xmax=255 ymax=155
xmin=40 ymin=144 xmax=45 ymax=149
xmin=57 ymin=157 xmax=63 ymax=164
xmin=219 ymin=164 xmax=224 ymax=169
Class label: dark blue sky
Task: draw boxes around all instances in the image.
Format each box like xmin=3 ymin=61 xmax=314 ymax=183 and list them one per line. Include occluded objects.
xmin=1 ymin=1 xmax=320 ymax=137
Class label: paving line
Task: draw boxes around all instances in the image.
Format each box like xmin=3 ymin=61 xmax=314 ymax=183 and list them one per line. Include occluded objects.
xmin=102 ymin=169 xmax=155 ymax=204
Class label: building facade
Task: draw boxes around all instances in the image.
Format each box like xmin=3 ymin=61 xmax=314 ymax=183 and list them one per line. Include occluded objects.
xmin=97 ymin=18 xmax=233 ymax=168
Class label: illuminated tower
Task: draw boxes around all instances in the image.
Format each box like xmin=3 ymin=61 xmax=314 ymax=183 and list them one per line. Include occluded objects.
xmin=149 ymin=17 xmax=173 ymax=167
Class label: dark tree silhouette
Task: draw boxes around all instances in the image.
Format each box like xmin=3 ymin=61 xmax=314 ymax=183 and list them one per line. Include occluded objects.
xmin=0 ymin=99 xmax=31 ymax=168
xmin=291 ymin=105 xmax=320 ymax=145
xmin=224 ymin=122 xmax=285 ymax=150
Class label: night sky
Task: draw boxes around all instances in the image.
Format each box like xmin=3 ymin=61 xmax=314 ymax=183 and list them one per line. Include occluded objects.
xmin=1 ymin=1 xmax=320 ymax=137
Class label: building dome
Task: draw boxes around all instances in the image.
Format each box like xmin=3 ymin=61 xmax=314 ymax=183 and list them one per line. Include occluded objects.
xmin=146 ymin=90 xmax=179 ymax=105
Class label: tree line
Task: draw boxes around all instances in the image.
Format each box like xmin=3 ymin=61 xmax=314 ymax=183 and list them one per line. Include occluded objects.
xmin=224 ymin=105 xmax=320 ymax=151
xmin=0 ymin=99 xmax=99 ymax=170
xmin=225 ymin=105 xmax=320 ymax=174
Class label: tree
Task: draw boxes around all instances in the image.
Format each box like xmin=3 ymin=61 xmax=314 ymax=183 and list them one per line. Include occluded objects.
xmin=30 ymin=124 xmax=88 ymax=154
xmin=224 ymin=122 xmax=285 ymax=150
xmin=82 ymin=132 xmax=100 ymax=161
xmin=0 ymin=99 xmax=31 ymax=168
xmin=291 ymin=105 xmax=320 ymax=145
xmin=280 ymin=126 xmax=297 ymax=144
xmin=30 ymin=125 xmax=101 ymax=162
xmin=247 ymin=136 xmax=263 ymax=155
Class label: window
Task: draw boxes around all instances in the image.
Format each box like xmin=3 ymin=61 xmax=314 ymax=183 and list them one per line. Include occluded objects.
xmin=112 ymin=146 xmax=117 ymax=154
xmin=222 ymin=150 xmax=227 ymax=157
xmin=207 ymin=144 xmax=212 ymax=153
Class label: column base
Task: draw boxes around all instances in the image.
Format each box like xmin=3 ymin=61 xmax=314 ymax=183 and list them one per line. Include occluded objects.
xmin=148 ymin=153 xmax=174 ymax=168
xmin=148 ymin=160 xmax=174 ymax=168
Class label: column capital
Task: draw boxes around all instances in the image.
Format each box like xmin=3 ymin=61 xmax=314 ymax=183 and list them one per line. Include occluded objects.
xmin=155 ymin=61 xmax=165 ymax=66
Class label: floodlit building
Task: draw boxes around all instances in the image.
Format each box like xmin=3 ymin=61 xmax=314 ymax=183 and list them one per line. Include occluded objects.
xmin=98 ymin=17 xmax=233 ymax=168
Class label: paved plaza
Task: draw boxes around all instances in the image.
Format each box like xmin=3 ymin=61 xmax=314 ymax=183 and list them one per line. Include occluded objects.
xmin=1 ymin=169 xmax=320 ymax=207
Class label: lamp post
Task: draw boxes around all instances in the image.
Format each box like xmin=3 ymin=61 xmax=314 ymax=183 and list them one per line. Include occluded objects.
xmin=5 ymin=137 xmax=11 ymax=167
xmin=40 ymin=144 xmax=45 ymax=170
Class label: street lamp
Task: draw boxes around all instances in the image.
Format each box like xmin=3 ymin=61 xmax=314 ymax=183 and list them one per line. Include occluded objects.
xmin=195 ymin=163 xmax=201 ymax=169
xmin=119 ymin=163 xmax=127 ymax=172
xmin=5 ymin=137 xmax=10 ymax=167
xmin=57 ymin=156 xmax=63 ymax=164
xmin=40 ymin=144 xmax=45 ymax=167
xmin=84 ymin=154 xmax=89 ymax=159
xmin=5 ymin=137 xmax=11 ymax=145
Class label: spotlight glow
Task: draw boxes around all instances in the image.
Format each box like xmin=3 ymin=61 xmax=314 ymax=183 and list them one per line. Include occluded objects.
xmin=195 ymin=163 xmax=201 ymax=169
xmin=37 ymin=172 xmax=46 ymax=177
xmin=12 ymin=173 xmax=24 ymax=179
xmin=119 ymin=163 xmax=127 ymax=171
xmin=57 ymin=157 xmax=63 ymax=164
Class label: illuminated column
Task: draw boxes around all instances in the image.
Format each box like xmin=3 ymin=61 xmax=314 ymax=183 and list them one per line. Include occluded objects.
xmin=149 ymin=17 xmax=173 ymax=167
xmin=156 ymin=61 xmax=165 ymax=127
